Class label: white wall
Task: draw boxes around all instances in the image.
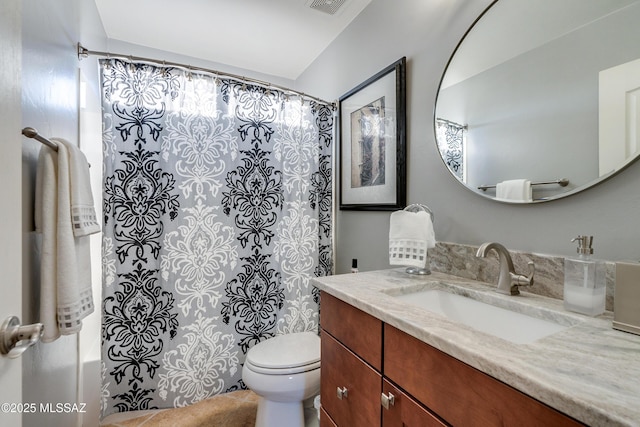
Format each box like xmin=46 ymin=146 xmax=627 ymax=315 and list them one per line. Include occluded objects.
xmin=0 ymin=1 xmax=24 ymax=426
xmin=295 ymin=0 xmax=640 ymax=273
xmin=21 ymin=0 xmax=80 ymax=424
xmin=78 ymin=5 xmax=110 ymax=427
xmin=20 ymin=1 xmax=107 ymax=426
xmin=103 ymin=39 xmax=296 ymax=89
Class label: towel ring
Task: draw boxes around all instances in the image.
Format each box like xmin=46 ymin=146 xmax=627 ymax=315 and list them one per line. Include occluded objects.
xmin=402 ymin=204 xmax=434 ymax=275
xmin=404 ymin=203 xmax=434 ymax=220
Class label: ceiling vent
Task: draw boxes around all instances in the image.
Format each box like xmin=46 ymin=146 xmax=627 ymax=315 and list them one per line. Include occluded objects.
xmin=307 ymin=0 xmax=348 ymax=16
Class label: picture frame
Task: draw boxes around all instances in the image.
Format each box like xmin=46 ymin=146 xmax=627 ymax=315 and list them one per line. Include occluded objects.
xmin=339 ymin=57 xmax=406 ymax=210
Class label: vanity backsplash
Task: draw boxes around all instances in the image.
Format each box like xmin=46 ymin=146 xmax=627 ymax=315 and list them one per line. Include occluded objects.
xmin=429 ymin=242 xmax=616 ymax=311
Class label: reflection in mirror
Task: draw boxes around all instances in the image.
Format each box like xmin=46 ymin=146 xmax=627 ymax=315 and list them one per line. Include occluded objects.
xmin=435 ymin=0 xmax=640 ymax=203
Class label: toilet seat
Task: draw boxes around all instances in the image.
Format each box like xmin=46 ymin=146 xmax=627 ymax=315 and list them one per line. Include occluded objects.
xmin=245 ymin=332 xmax=320 ymax=375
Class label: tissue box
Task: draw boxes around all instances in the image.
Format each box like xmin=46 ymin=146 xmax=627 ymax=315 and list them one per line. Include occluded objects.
xmin=614 ymin=261 xmax=640 ymax=336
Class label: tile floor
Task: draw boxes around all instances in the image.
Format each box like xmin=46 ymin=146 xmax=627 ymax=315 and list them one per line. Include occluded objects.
xmin=100 ymin=390 xmax=320 ymax=427
xmin=100 ymin=390 xmax=259 ymax=427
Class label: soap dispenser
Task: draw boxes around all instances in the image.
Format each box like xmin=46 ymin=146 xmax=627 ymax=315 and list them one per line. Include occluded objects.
xmin=563 ymin=235 xmax=605 ymax=316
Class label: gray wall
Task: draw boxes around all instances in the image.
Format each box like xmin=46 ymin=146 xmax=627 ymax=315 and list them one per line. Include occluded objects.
xmin=295 ymin=0 xmax=640 ymax=273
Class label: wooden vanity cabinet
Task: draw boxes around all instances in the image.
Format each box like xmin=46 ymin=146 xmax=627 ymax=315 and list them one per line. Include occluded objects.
xmin=384 ymin=325 xmax=583 ymax=427
xmin=320 ymin=292 xmax=382 ymax=370
xmin=320 ymin=291 xmax=585 ymax=427
xmin=320 ymin=331 xmax=381 ymax=426
xmin=320 ymin=292 xmax=383 ymax=427
xmin=321 ymin=292 xmax=443 ymax=427
xmin=319 ymin=408 xmax=338 ymax=427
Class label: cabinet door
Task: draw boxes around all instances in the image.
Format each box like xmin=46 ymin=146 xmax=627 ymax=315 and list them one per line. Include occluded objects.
xmin=321 ymin=291 xmax=383 ymax=370
xmin=320 ymin=407 xmax=338 ymax=427
xmin=384 ymin=325 xmax=583 ymax=427
xmin=382 ymin=380 xmax=448 ymax=427
xmin=321 ymin=330 xmax=382 ymax=427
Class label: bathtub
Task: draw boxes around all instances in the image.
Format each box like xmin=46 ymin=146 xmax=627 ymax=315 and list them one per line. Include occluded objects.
xmin=81 ymin=338 xmax=101 ymax=427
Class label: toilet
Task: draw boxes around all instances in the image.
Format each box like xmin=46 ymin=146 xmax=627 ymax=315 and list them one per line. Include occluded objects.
xmin=242 ymin=331 xmax=321 ymax=427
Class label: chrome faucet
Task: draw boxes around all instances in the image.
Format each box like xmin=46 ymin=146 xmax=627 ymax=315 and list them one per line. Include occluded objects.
xmin=476 ymin=242 xmax=534 ymax=295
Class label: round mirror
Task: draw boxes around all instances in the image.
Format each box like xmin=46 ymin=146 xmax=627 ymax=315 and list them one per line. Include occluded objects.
xmin=435 ymin=0 xmax=640 ymax=203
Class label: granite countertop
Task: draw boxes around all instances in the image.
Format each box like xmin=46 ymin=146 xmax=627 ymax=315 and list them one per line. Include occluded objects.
xmin=312 ymin=268 xmax=640 ymax=427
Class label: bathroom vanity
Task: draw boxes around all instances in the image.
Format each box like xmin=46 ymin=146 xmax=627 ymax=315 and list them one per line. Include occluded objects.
xmin=314 ymin=269 xmax=640 ymax=426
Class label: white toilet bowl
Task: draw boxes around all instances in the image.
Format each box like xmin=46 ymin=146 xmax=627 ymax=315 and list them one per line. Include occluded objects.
xmin=242 ymin=332 xmax=321 ymax=427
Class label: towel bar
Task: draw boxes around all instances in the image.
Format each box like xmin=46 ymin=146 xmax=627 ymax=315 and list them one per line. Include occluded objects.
xmin=22 ymin=127 xmax=58 ymax=151
xmin=478 ymin=178 xmax=569 ymax=191
xmin=22 ymin=127 xmax=91 ymax=168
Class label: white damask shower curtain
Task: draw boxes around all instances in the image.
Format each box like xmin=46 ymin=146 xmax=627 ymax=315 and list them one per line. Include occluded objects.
xmin=99 ymin=59 xmax=333 ymax=417
xmin=436 ymin=119 xmax=466 ymax=181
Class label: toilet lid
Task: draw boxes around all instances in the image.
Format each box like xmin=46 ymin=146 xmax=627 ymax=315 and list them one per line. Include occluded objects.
xmin=246 ymin=332 xmax=320 ymax=370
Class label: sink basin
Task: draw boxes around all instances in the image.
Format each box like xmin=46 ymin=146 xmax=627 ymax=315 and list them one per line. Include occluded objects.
xmin=393 ymin=288 xmax=570 ymax=344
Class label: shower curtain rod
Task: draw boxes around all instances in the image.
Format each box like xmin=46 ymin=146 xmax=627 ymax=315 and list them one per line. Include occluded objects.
xmin=77 ymin=43 xmax=336 ymax=108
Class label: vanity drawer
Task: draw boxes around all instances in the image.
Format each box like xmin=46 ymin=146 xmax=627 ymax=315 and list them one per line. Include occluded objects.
xmin=321 ymin=330 xmax=381 ymax=427
xmin=320 ymin=291 xmax=382 ymax=370
xmin=382 ymin=379 xmax=448 ymax=427
xmin=384 ymin=325 xmax=584 ymax=427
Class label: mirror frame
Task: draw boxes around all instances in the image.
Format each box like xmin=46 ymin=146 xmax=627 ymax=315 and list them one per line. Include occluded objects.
xmin=433 ymin=0 xmax=640 ymax=203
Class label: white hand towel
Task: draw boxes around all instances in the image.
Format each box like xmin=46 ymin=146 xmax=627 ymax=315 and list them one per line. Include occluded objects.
xmin=35 ymin=140 xmax=95 ymax=342
xmin=35 ymin=145 xmax=59 ymax=342
xmin=496 ymin=179 xmax=533 ymax=202
xmin=61 ymin=139 xmax=100 ymax=237
xmin=389 ymin=210 xmax=436 ymax=268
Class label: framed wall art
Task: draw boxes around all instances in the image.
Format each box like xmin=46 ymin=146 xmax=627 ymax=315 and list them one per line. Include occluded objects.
xmin=339 ymin=57 xmax=406 ymax=210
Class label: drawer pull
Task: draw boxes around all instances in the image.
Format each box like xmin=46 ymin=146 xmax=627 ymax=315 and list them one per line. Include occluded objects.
xmin=337 ymin=386 xmax=348 ymax=400
xmin=381 ymin=392 xmax=395 ymax=409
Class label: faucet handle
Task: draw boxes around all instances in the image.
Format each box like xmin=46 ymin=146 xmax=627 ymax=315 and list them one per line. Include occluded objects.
xmin=512 ymin=261 xmax=535 ymax=288
xmin=526 ymin=261 xmax=535 ymax=285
